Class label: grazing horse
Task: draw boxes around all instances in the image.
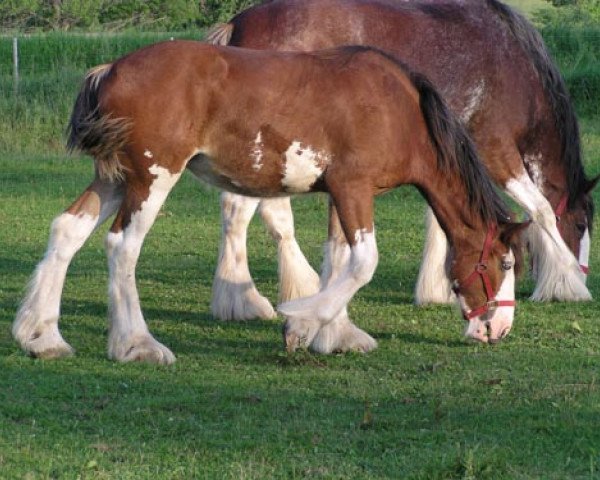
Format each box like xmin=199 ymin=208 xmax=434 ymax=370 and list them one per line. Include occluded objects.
xmin=207 ymin=0 xmax=598 ymax=326
xmin=13 ymin=42 xmax=524 ymax=362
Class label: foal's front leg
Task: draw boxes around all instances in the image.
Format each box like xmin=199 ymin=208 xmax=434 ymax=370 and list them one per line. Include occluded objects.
xmin=106 ymin=164 xmax=182 ymax=364
xmin=13 ymin=179 xmax=123 ymax=358
xmin=280 ymin=189 xmax=378 ymax=353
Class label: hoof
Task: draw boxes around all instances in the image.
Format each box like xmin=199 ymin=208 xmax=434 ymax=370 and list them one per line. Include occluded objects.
xmin=310 ymin=315 xmax=377 ymax=354
xmin=16 ymin=326 xmax=75 ymax=359
xmin=281 ymin=316 xmax=321 ymax=353
xmin=109 ymin=335 xmax=176 ymax=365
xmin=212 ymin=280 xmax=276 ymax=321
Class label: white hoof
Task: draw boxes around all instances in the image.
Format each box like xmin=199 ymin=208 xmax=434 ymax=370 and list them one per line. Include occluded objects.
xmin=281 ymin=315 xmax=321 ymax=352
xmin=15 ymin=323 xmax=74 ymax=359
xmin=109 ymin=334 xmax=176 ymax=365
xmin=310 ymin=313 xmax=377 ymax=354
xmin=211 ymin=279 xmax=276 ymax=321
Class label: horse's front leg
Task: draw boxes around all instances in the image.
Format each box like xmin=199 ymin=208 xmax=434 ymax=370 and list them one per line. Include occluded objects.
xmin=106 ymin=163 xmax=182 ymax=364
xmin=414 ymin=207 xmax=455 ymax=305
xmin=211 ymin=192 xmax=276 ymax=321
xmin=258 ymin=197 xmax=320 ymax=303
xmin=13 ymin=179 xmax=123 ymax=358
xmin=279 ymin=188 xmax=378 ymax=353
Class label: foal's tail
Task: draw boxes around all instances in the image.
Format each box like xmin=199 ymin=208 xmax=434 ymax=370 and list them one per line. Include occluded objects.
xmin=411 ymin=72 xmax=510 ymax=225
xmin=67 ymin=64 xmax=131 ymax=182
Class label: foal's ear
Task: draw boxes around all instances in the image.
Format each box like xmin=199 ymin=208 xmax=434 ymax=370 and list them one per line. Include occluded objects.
xmin=585 ymin=175 xmax=600 ymax=194
xmin=499 ymin=221 xmax=531 ymax=244
xmin=499 ymin=221 xmax=530 ymax=278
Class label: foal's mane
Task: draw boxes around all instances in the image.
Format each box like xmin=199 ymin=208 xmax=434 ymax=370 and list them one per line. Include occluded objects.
xmin=329 ymin=46 xmax=510 ymax=226
xmin=486 ymin=0 xmax=587 ymax=206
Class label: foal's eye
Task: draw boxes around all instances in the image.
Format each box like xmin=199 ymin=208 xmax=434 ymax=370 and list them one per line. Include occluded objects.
xmin=501 ymin=258 xmax=513 ymax=271
xmin=576 ymin=222 xmax=586 ymax=236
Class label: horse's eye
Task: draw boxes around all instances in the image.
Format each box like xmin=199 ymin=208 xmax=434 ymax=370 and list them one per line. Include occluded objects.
xmin=576 ymin=222 xmax=586 ymax=236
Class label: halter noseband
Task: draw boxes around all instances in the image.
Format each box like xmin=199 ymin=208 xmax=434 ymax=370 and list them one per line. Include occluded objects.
xmin=453 ymin=224 xmax=516 ymax=321
xmin=555 ymin=193 xmax=589 ymax=275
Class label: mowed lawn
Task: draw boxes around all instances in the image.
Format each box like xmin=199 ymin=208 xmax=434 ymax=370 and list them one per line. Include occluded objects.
xmin=1 ymin=116 xmax=599 ymax=478
xmin=2 ymin=1 xmax=600 ymax=476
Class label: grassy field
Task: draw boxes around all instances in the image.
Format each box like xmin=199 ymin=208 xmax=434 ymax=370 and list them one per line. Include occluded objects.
xmin=1 ymin=4 xmax=600 ymax=479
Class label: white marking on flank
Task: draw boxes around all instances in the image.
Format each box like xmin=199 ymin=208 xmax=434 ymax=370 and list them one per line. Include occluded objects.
xmin=282 ymin=141 xmax=330 ymax=193
xmin=251 ymin=131 xmax=264 ymax=171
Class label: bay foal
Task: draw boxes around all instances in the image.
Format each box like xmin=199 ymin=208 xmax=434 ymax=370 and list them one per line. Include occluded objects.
xmin=14 ymin=43 xmax=523 ymax=362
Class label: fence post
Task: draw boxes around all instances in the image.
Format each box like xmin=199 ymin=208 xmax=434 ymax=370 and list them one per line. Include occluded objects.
xmin=13 ymin=37 xmax=19 ymax=96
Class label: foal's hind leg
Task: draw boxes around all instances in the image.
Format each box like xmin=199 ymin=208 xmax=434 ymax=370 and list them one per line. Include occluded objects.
xmin=13 ymin=179 xmax=123 ymax=358
xmin=309 ymin=202 xmax=377 ymax=354
xmin=280 ymin=187 xmax=378 ymax=353
xmin=258 ymin=197 xmax=320 ymax=303
xmin=414 ymin=207 xmax=455 ymax=305
xmin=211 ymin=192 xmax=276 ymax=321
xmin=106 ymin=164 xmax=182 ymax=364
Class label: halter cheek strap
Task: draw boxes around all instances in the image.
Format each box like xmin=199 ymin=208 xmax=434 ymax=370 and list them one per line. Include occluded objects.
xmin=555 ymin=193 xmax=589 ymax=275
xmin=453 ymin=224 xmax=516 ymax=321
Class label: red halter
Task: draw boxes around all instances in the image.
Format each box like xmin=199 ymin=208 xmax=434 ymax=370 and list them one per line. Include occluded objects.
xmin=453 ymin=224 xmax=516 ymax=321
xmin=555 ymin=193 xmax=589 ymax=275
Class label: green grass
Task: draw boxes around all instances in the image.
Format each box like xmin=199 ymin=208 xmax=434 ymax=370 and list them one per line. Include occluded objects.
xmin=0 ymin=118 xmax=599 ymax=478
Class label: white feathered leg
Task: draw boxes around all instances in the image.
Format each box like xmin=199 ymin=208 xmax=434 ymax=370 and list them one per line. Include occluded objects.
xmin=281 ymin=200 xmax=378 ymax=353
xmin=414 ymin=207 xmax=455 ymax=305
xmin=13 ymin=181 xmax=122 ymax=358
xmin=107 ymin=165 xmax=181 ymax=364
xmin=506 ymin=171 xmax=591 ymax=301
xmin=258 ymin=197 xmax=320 ymax=303
xmin=211 ymin=192 xmax=276 ymax=321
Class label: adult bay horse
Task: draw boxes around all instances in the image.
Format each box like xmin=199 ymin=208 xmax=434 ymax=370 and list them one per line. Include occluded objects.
xmin=207 ymin=0 xmax=598 ymax=326
xmin=13 ymin=42 xmax=524 ymax=363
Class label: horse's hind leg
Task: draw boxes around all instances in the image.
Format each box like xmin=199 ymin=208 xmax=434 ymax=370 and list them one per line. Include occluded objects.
xmin=414 ymin=207 xmax=455 ymax=305
xmin=13 ymin=179 xmax=123 ymax=358
xmin=105 ymin=163 xmax=182 ymax=364
xmin=309 ymin=201 xmax=377 ymax=353
xmin=211 ymin=192 xmax=276 ymax=321
xmin=258 ymin=197 xmax=320 ymax=303
xmin=280 ymin=187 xmax=378 ymax=353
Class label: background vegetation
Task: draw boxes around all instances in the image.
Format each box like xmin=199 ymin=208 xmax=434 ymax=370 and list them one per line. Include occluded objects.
xmin=1 ymin=0 xmax=599 ymax=478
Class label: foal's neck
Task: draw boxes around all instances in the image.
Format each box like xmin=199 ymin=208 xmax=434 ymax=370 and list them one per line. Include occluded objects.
xmin=418 ymin=176 xmax=491 ymax=253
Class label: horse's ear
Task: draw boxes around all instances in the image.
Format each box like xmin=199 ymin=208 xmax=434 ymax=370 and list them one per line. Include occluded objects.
xmin=585 ymin=175 xmax=600 ymax=194
xmin=499 ymin=221 xmax=530 ymax=244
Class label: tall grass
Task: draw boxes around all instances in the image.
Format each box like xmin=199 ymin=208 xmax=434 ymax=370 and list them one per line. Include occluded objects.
xmin=0 ymin=24 xmax=599 ymax=155
xmin=0 ymin=32 xmax=200 ymax=154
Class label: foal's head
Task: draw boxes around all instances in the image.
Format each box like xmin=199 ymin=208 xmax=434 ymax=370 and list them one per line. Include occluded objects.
xmin=450 ymin=223 xmax=526 ymax=344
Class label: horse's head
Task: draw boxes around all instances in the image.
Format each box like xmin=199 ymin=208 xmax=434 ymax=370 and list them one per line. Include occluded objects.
xmin=450 ymin=222 xmax=527 ymax=343
xmin=551 ymin=176 xmax=599 ymax=279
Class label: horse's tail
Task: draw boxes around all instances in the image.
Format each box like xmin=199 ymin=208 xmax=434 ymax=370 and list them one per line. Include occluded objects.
xmin=486 ymin=0 xmax=586 ymax=204
xmin=411 ymin=71 xmax=510 ymax=225
xmin=206 ymin=22 xmax=234 ymax=46
xmin=67 ymin=63 xmax=131 ymax=182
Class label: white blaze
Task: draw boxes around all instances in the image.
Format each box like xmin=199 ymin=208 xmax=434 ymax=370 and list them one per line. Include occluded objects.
xmin=579 ymin=228 xmax=590 ymax=275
